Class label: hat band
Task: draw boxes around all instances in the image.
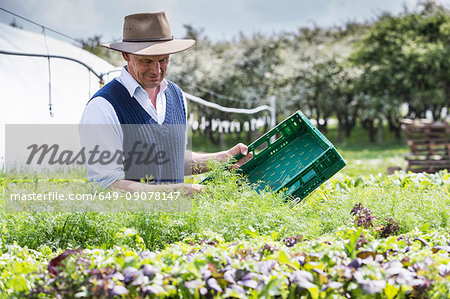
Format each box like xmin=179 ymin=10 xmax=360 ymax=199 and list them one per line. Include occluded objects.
xmin=122 ymin=36 xmax=174 ymax=42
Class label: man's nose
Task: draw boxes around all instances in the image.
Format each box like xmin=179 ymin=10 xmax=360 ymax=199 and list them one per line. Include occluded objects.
xmin=148 ymin=61 xmax=161 ymax=74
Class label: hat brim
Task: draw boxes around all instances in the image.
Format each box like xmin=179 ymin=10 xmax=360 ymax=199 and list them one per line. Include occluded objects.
xmin=102 ymin=39 xmax=195 ymax=55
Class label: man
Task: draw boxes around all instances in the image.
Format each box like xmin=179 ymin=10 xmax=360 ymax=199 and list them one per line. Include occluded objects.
xmin=79 ymin=12 xmax=252 ymax=194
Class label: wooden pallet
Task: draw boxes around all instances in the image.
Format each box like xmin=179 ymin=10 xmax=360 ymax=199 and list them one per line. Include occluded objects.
xmin=401 ymin=119 xmax=450 ymax=173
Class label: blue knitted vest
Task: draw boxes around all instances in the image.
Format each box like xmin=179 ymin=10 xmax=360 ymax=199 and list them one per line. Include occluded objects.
xmin=91 ymin=79 xmax=186 ymax=183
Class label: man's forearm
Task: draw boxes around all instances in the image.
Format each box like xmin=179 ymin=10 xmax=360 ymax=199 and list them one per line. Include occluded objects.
xmin=112 ymin=180 xmax=182 ymax=192
xmin=184 ymin=144 xmax=252 ymax=175
xmin=185 ymin=150 xmax=229 ymax=174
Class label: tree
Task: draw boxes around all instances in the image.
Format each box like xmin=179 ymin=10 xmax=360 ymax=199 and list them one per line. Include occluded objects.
xmin=279 ymin=22 xmax=365 ymax=137
xmin=78 ymin=35 xmax=123 ymax=66
xmin=350 ymin=0 xmax=450 ymax=128
xmin=329 ymin=61 xmax=362 ymax=142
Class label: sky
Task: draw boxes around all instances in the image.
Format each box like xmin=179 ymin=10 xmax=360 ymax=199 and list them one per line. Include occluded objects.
xmin=1 ymin=0 xmax=450 ymax=44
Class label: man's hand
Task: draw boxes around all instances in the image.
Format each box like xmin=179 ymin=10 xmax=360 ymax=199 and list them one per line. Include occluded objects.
xmin=226 ymin=143 xmax=253 ymax=169
xmin=182 ymin=183 xmax=205 ymax=195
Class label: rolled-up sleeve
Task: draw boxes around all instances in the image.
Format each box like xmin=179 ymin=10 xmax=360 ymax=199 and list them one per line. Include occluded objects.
xmin=79 ymin=97 xmax=125 ymax=188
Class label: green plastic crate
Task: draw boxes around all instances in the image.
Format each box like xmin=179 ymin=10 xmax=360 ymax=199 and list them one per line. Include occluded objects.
xmin=229 ymin=110 xmax=346 ymax=200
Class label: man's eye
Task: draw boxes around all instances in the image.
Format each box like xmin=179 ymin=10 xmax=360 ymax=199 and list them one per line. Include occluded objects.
xmin=159 ymin=58 xmax=168 ymax=63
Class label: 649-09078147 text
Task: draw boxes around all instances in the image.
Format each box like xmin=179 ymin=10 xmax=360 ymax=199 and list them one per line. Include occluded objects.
xmin=8 ymin=191 xmax=181 ymax=201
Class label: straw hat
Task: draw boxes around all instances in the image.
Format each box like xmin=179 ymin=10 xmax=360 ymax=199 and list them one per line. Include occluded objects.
xmin=102 ymin=12 xmax=195 ymax=55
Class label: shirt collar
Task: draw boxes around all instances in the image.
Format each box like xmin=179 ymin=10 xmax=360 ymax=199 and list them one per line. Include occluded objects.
xmin=119 ymin=66 xmax=168 ymax=98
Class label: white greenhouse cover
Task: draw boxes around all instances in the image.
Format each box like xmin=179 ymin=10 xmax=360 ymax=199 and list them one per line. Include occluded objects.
xmin=0 ymin=22 xmax=120 ymax=161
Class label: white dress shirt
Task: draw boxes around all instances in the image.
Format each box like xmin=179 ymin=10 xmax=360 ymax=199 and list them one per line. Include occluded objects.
xmin=79 ymin=66 xmax=187 ymax=188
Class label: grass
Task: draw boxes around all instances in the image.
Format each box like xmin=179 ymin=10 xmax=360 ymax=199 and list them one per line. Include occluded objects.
xmin=1 ymin=167 xmax=448 ymax=251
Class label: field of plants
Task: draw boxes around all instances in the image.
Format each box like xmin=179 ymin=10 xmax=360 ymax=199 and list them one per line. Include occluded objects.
xmin=1 ymin=130 xmax=449 ymax=298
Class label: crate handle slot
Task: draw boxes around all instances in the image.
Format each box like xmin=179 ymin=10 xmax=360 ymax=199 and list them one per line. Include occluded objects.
xmin=254 ymin=141 xmax=268 ymax=155
xmin=302 ymin=169 xmax=316 ymax=183
xmin=268 ymin=130 xmax=285 ymax=146
xmin=287 ymin=179 xmax=301 ymax=195
xmin=231 ymin=139 xmax=268 ymax=164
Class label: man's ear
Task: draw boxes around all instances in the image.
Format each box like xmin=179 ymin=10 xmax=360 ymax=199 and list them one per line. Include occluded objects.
xmin=122 ymin=52 xmax=130 ymax=62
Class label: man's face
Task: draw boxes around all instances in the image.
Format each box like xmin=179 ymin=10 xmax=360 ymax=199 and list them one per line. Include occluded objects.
xmin=122 ymin=53 xmax=169 ymax=89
